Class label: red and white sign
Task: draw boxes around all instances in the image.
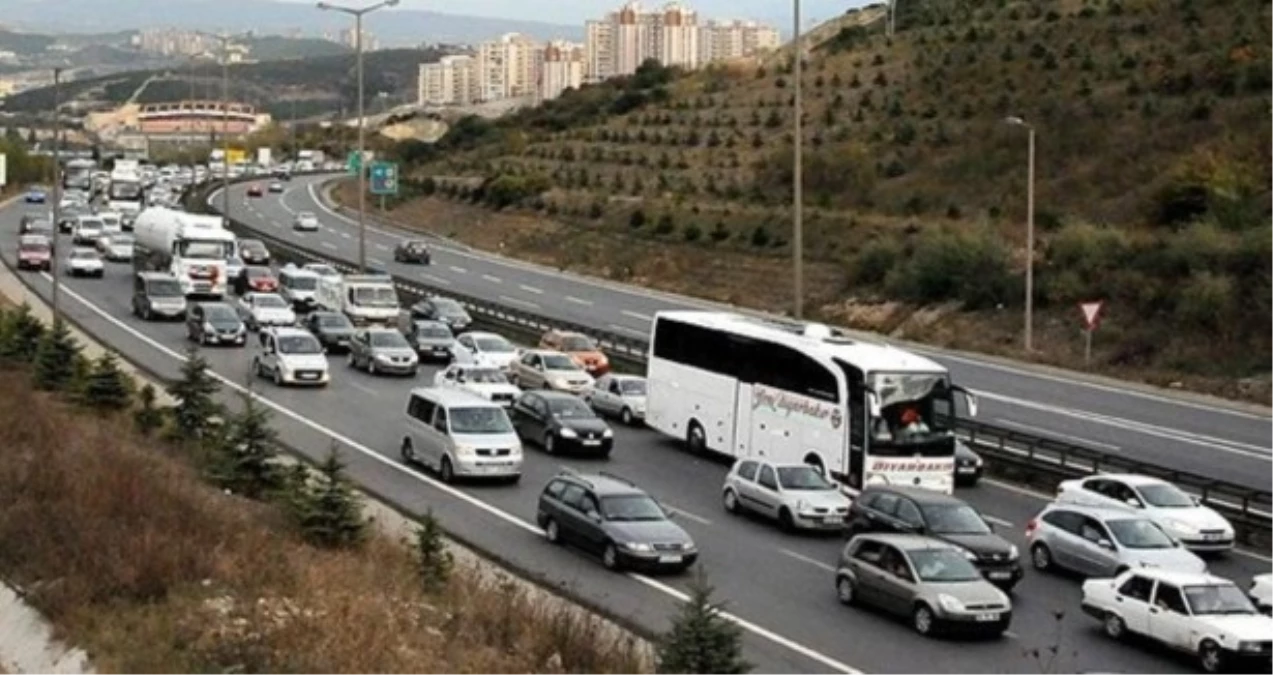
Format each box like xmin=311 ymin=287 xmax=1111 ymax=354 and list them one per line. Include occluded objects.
xmin=1079 ymin=300 xmax=1104 ymax=330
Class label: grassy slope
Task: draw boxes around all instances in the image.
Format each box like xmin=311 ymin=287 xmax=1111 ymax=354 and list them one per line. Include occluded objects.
xmin=375 ymin=0 xmax=1270 ymax=401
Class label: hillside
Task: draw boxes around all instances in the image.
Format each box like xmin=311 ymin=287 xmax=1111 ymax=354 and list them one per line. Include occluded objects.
xmin=374 ymin=0 xmax=1272 ymax=399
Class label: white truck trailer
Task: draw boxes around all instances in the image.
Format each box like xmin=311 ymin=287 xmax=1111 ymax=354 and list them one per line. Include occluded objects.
xmin=133 ymin=207 xmax=235 ymax=298
xmin=315 ymin=273 xmax=400 ymax=324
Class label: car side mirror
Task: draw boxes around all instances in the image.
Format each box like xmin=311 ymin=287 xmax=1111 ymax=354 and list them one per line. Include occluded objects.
xmin=1191 ymin=496 xmax=1201 ymax=506
xmin=1125 ymin=498 xmax=1142 ymax=509
xmin=587 ymin=511 xmax=603 ymax=523
xmin=1098 ymin=538 xmax=1115 ymax=551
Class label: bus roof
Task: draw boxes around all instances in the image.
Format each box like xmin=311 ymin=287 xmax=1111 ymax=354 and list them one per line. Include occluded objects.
xmin=655 ymin=310 xmax=947 ymax=374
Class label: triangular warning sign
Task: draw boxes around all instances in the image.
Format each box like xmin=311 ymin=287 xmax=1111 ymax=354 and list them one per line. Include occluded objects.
xmin=1079 ymin=301 xmax=1103 ymax=330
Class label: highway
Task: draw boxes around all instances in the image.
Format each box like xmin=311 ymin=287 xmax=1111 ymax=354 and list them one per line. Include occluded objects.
xmin=220 ymin=174 xmax=1273 ymax=491
xmin=3 ymin=196 xmax=1269 ymax=674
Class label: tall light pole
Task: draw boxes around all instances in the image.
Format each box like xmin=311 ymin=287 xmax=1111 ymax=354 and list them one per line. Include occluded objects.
xmin=792 ymin=0 xmax=804 ymax=319
xmin=317 ymin=0 xmax=399 ymax=272
xmin=197 ymin=31 xmax=236 ymax=228
xmin=1005 ymin=116 xmax=1036 ymax=352
xmin=887 ymin=0 xmax=897 ymax=37
xmin=51 ymin=67 xmax=63 ymax=318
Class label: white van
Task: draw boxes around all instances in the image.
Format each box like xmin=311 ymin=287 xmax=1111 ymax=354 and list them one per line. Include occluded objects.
xmin=278 ymin=264 xmax=321 ymax=311
xmin=399 ymin=387 xmax=523 ymax=484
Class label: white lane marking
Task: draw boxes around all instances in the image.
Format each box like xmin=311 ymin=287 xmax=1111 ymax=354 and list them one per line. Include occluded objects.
xmin=269 ymin=220 xmax=282 ymax=228
xmin=293 ymin=233 xmax=306 ymax=239
xmin=347 ymin=381 xmax=379 ymax=397
xmin=481 ymin=274 xmax=502 ymax=284
xmin=621 ymin=310 xmax=653 ymax=322
xmin=341 ymin=232 xmax=351 ymax=240
xmin=519 ymin=284 xmax=544 ymax=295
xmin=374 ymin=243 xmax=389 ymax=252
xmin=450 ymin=266 xmax=468 ymax=274
xmin=498 ymin=295 xmax=540 ymax=310
xmin=39 ymin=271 xmax=861 ymax=675
xmin=1003 ymin=631 xmax=1019 ymax=640
xmin=608 ymin=323 xmax=647 ymax=337
xmin=983 ymin=515 xmax=1014 ymax=528
xmin=663 ymin=505 xmax=712 ymax=526
xmin=320 ymin=241 xmax=338 ymax=251
xmin=368 ymin=257 xmax=386 ymax=267
xmin=566 ymin=296 xmax=593 ymax=306
xmin=780 ymin=549 xmax=837 ymax=573
xmin=994 ymin=418 xmax=1121 ymax=452
xmin=423 ymin=273 xmax=452 ymax=287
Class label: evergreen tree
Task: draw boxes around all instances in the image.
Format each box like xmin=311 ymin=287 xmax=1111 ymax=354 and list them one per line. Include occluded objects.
xmin=34 ymin=319 xmax=81 ymax=391
xmin=215 ymin=392 xmax=283 ymax=499
xmin=82 ymin=352 xmax=133 ymax=412
xmin=0 ymin=303 xmax=45 ymax=361
xmin=414 ymin=509 xmax=453 ymax=593
xmin=134 ymin=383 xmax=165 ymax=436
xmin=167 ymin=346 xmax=221 ymax=439
xmin=656 ymin=569 xmax=751 ymax=674
xmin=294 ymin=446 xmax=366 ymax=549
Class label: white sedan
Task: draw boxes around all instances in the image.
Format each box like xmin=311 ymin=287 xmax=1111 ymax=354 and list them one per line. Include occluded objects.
xmin=65 ymin=248 xmax=105 ymax=277
xmin=236 ymin=292 xmax=297 ymax=330
xmin=432 ymin=364 xmax=521 ymax=407
xmin=583 ymin=373 xmax=647 ymax=425
xmin=1055 ymin=474 xmax=1235 ymax=552
xmin=1251 ymin=574 xmax=1272 ymax=614
xmin=96 ymin=235 xmax=134 ymax=262
xmin=293 ymin=211 xmax=320 ymax=231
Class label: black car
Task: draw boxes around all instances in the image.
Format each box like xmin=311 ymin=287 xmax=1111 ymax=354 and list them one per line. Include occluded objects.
xmin=954 ymin=440 xmax=984 ymax=487
xmin=303 ymin=311 xmax=356 ymax=353
xmin=20 ymin=214 xmax=53 ymax=236
xmin=186 ymin=302 xmax=246 ymax=346
xmin=846 ymin=486 xmax=1023 ymax=590
xmin=238 ymin=238 xmax=271 ymax=266
xmin=536 ymin=470 xmax=697 ymax=572
xmin=408 ymin=297 xmax=472 ymax=332
xmin=393 ymin=239 xmax=432 ymax=264
xmin=511 ymin=391 xmax=614 ymax=457
xmin=57 ymin=206 xmax=85 ymax=233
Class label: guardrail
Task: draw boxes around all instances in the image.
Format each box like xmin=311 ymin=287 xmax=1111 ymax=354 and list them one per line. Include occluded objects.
xmin=190 ymin=180 xmax=1273 ymax=545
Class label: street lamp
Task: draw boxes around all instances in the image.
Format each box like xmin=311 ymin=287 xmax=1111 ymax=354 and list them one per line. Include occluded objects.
xmin=51 ymin=67 xmax=63 ymax=318
xmin=196 ymin=31 xmax=238 ymax=230
xmin=316 ymin=0 xmax=399 ymax=272
xmin=792 ymin=0 xmax=804 ymax=319
xmin=1005 ymin=115 xmax=1036 ymax=352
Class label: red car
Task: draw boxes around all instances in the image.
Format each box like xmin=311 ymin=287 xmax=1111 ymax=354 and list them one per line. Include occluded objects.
xmin=246 ymin=183 xmax=264 ymax=197
xmin=17 ymin=235 xmax=52 ymax=271
xmin=234 ymin=265 xmax=278 ymax=295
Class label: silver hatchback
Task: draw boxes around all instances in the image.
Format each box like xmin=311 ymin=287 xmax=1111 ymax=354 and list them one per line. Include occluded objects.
xmin=722 ymin=459 xmax=850 ymax=531
xmin=1025 ymin=502 xmax=1207 ymax=578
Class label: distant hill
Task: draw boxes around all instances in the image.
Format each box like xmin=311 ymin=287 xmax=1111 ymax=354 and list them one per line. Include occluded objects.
xmin=0 ymin=0 xmax=581 ymax=45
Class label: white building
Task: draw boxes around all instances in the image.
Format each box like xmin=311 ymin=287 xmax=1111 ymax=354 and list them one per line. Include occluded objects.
xmin=540 ymin=41 xmax=585 ymax=101
xmin=418 ymin=55 xmax=479 ymax=106
xmin=698 ymin=19 xmax=779 ymax=63
xmin=476 ymin=33 xmax=542 ymax=101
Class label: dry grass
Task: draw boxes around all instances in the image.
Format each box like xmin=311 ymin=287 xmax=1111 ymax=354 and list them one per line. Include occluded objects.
xmin=0 ymin=367 xmax=649 ymax=673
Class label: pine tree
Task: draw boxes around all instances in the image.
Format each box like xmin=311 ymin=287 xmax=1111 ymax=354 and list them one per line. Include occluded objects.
xmin=8 ymin=304 xmax=44 ymax=358
xmin=167 ymin=345 xmax=221 ymax=439
xmin=656 ymin=568 xmax=751 ymax=674
xmin=134 ymin=383 xmax=165 ymax=435
xmin=215 ymin=392 xmax=283 ymax=499
xmin=81 ymin=352 xmax=133 ymax=412
xmin=294 ymin=446 xmax=366 ymax=549
xmin=34 ymin=319 xmax=81 ymax=391
xmin=415 ymin=509 xmax=453 ymax=593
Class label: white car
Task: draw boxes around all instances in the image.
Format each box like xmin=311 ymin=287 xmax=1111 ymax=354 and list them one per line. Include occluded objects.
xmin=1081 ymin=568 xmax=1273 ymax=673
xmin=454 ymin=331 xmax=520 ymax=370
xmin=1250 ymin=574 xmax=1272 ymax=614
xmin=252 ymin=327 xmax=329 ymax=386
xmin=72 ymin=216 xmax=105 ymax=245
xmin=302 ymin=262 xmax=341 ymax=279
xmin=583 ymin=373 xmax=647 ymax=425
xmin=98 ymin=212 xmax=123 ymax=235
xmin=236 ymin=292 xmax=297 ymax=330
xmin=293 ymin=211 xmax=320 ymax=231
xmin=722 ymin=459 xmax=851 ymax=531
xmin=433 ymin=364 xmax=521 ymax=407
xmin=66 ymin=248 xmax=105 ymax=277
xmin=1056 ymin=474 xmax=1236 ymax=552
xmin=96 ymin=234 xmax=134 ymax=261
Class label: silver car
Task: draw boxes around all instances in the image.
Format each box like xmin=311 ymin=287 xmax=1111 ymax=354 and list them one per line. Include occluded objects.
xmin=397 ymin=314 xmax=455 ymax=362
xmin=584 ymin=374 xmax=647 ymax=425
xmin=1025 ymin=503 xmax=1207 ymax=578
xmin=347 ymin=328 xmax=419 ymax=376
xmin=835 ymin=533 xmax=1013 ymax=638
xmin=722 ymin=459 xmax=850 ymax=531
xmin=510 ymin=349 xmax=594 ymax=394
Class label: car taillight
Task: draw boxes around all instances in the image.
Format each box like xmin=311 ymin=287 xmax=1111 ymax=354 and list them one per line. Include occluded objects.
xmin=1024 ymin=518 xmax=1038 ymax=538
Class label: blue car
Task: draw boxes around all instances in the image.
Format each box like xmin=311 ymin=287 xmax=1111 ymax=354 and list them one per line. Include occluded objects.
xmin=24 ymin=187 xmax=47 ymax=204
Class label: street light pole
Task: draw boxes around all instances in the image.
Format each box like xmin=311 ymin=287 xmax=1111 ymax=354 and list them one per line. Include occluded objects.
xmin=317 ymin=0 xmax=399 ymax=273
xmin=792 ymin=0 xmax=804 ymax=320
xmin=1005 ymin=116 xmax=1036 ymax=352
xmin=51 ymin=67 xmax=63 ymax=318
xmin=197 ymin=31 xmax=236 ymax=228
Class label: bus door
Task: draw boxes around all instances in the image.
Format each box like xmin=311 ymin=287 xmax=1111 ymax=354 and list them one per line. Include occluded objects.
xmin=844 ymin=363 xmax=867 ymax=491
xmin=732 ymin=381 xmax=754 ymax=457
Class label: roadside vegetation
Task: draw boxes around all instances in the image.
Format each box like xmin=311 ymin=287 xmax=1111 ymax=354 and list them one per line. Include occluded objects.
xmin=350 ymin=0 xmax=1271 ymax=402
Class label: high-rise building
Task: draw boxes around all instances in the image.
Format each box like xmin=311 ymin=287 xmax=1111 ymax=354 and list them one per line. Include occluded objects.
xmin=584 ymin=20 xmax=615 ymax=82
xmin=540 ymin=41 xmax=585 ymax=101
xmin=476 ymin=33 xmax=541 ymax=101
xmin=418 ymin=55 xmax=479 ymax=106
xmin=698 ymin=19 xmax=780 ymax=64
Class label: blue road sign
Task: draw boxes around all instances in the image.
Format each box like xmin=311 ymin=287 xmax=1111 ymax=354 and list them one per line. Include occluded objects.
xmin=369 ymin=161 xmax=398 ymax=195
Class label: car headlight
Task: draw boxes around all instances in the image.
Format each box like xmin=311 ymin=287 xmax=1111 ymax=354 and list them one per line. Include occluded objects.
xmin=938 ymin=594 xmax=964 ymax=612
xmin=1167 ymin=519 xmax=1200 ymax=535
xmin=558 ymin=427 xmax=578 ymax=439
xmin=602 ymin=428 xmax=613 ymax=438
xmin=375 ymin=353 xmax=394 ymax=362
xmin=552 ymin=377 xmax=571 ymax=388
xmin=454 ymin=444 xmax=475 ymax=457
xmin=1008 ymin=544 xmax=1019 ymax=560
xmin=624 ymin=542 xmax=652 ymax=552
xmin=962 ymin=549 xmax=978 ymax=561
xmin=204 ymin=322 xmax=215 ymax=332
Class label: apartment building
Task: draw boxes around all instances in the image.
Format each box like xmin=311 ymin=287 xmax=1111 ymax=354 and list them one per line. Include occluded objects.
xmin=418 ymin=55 xmax=480 ymax=106
xmin=698 ymin=19 xmax=780 ymax=63
xmin=540 ymin=41 xmax=585 ymax=101
xmin=475 ymin=33 xmax=542 ymax=100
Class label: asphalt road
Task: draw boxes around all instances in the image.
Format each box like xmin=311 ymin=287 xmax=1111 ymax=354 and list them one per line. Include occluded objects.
xmin=216 ymin=175 xmax=1273 ymax=491
xmin=3 ymin=198 xmax=1269 ymax=674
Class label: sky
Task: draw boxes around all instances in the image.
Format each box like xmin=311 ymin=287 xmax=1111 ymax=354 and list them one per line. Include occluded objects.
xmin=275 ymin=0 xmax=872 ymax=28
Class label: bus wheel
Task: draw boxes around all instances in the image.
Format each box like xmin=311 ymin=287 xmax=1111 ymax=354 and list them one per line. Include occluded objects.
xmin=804 ymin=454 xmax=826 ymax=477
xmin=685 ymin=421 xmax=706 ymax=454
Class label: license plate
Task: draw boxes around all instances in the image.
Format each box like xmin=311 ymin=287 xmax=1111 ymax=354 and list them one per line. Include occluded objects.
xmin=989 ymin=571 xmax=1012 ymax=580
xmin=298 ymin=373 xmax=318 ymax=380
xmin=1204 ymin=533 xmax=1224 ymax=541
xmin=957 ymin=467 xmax=977 ymax=474
xmin=582 ymin=439 xmax=601 ymax=446
xmin=823 ymin=516 xmax=841 ymax=524
xmin=975 ymin=613 xmax=999 ymax=622
xmin=658 ymin=555 xmax=682 ymax=564
xmin=433 ymin=347 xmax=448 ymax=352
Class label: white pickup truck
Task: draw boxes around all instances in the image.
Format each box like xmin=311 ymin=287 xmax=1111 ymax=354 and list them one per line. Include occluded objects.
xmin=315 ymin=273 xmax=399 ymax=325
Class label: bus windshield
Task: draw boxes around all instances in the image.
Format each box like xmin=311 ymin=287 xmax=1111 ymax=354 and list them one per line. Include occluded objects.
xmin=868 ymin=371 xmax=954 ymax=456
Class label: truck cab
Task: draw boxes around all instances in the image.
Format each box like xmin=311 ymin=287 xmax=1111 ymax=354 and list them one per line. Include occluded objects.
xmin=315 ymin=274 xmax=400 ymax=325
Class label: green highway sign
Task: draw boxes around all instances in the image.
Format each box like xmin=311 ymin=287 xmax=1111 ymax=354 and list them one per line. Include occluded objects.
xmin=346 ymin=150 xmax=362 ymax=174
xmin=369 ymin=161 xmax=398 ymax=195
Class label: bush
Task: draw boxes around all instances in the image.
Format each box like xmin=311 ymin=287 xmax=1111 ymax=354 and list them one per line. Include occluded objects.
xmin=656 ymin=569 xmax=750 ymax=674
xmin=0 ymin=302 xmax=44 ymax=361
xmin=212 ymin=392 xmax=284 ymax=500
xmin=34 ymin=319 xmax=81 ymax=392
xmin=81 ymin=352 xmax=133 ymax=412
xmin=851 ymin=238 xmax=903 ymax=285
xmin=750 ymin=225 xmax=772 ymax=248
xmin=887 ymin=227 xmax=1015 ymax=309
xmin=655 ymin=214 xmax=676 ymax=235
xmin=683 ymin=224 xmax=702 ymax=242
xmin=710 ymin=221 xmax=730 ymax=242
xmin=168 ymin=346 xmax=221 ymax=440
xmin=1175 ymin=272 xmax=1237 ymax=332
xmin=589 ymin=201 xmax=605 ymax=219
xmin=629 ymin=208 xmax=647 ymax=229
xmin=290 ymin=447 xmax=367 ymax=549
xmin=134 ymin=383 xmax=164 ymax=436
xmin=415 ymin=509 xmax=453 ymax=593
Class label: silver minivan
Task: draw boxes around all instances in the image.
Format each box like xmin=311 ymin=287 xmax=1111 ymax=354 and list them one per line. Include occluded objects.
xmin=399 ymin=387 xmax=523 ymax=484
xmin=1025 ymin=503 xmax=1206 ymax=578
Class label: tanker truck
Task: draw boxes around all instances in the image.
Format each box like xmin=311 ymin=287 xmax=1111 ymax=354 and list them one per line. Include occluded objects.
xmin=133 ymin=207 xmax=235 ymax=299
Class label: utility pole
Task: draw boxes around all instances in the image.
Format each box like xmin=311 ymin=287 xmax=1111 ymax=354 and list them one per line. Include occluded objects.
xmin=197 ymin=31 xmax=236 ymax=228
xmin=51 ymin=67 xmax=63 ymax=318
xmin=317 ymin=0 xmax=399 ymax=272
xmin=1005 ymin=116 xmax=1037 ymax=352
xmin=792 ymin=0 xmax=804 ymax=319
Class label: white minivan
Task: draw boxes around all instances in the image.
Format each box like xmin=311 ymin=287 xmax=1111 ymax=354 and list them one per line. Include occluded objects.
xmin=278 ymin=264 xmax=321 ymax=311
xmin=400 ymin=387 xmax=523 ymax=484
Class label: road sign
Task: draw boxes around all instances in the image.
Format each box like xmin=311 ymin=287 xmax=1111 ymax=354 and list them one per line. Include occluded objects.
xmin=1079 ymin=300 xmax=1104 ymax=330
xmin=369 ymin=161 xmax=398 ymax=195
xmin=346 ymin=151 xmax=362 ymax=174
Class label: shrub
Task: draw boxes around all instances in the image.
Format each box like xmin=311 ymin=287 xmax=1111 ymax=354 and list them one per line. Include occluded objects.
xmin=34 ymin=319 xmax=81 ymax=392
xmin=0 ymin=302 xmax=43 ymax=360
xmin=415 ymin=509 xmax=453 ymax=593
xmin=655 ymin=214 xmax=676 ymax=235
xmin=134 ymin=383 xmax=164 ymax=436
xmin=291 ymin=447 xmax=367 ymax=549
xmin=167 ymin=346 xmax=221 ymax=440
xmin=212 ymin=392 xmax=284 ymax=500
xmin=709 ymin=221 xmax=729 ymax=242
xmin=629 ymin=208 xmax=647 ymax=229
xmin=750 ymin=225 xmax=771 ymax=248
xmin=656 ymin=569 xmax=750 ymax=674
xmin=1175 ymin=272 xmax=1237 ymax=332
xmin=683 ymin=224 xmax=702 ymax=242
xmin=851 ymin=238 xmax=903 ymax=286
xmin=887 ymin=227 xmax=1015 ymax=309
xmin=589 ymin=201 xmax=605 ymax=219
xmin=81 ymin=352 xmax=133 ymax=412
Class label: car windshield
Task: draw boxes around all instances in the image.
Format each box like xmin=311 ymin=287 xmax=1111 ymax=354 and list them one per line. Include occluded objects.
xmin=316 ymin=314 xmax=352 ymax=328
xmin=148 ymin=279 xmax=183 ymax=296
xmin=548 ymin=397 xmax=595 ymax=419
xmin=369 ymin=331 xmax=410 ymax=348
xmin=417 ymin=324 xmax=452 ymax=338
xmin=20 ymin=242 xmax=49 ymax=252
xmin=277 ymin=335 xmax=322 ymax=354
xmin=112 ymin=236 xmax=134 ymax=246
xmin=204 ymin=305 xmax=238 ymax=322
xmin=79 ymin=219 xmax=103 ymax=229
xmin=776 ymin=466 xmax=835 ymax=490
xmin=305 ymin=264 xmax=337 ymax=276
xmin=227 ymin=256 xmax=244 ymax=267
xmin=908 ymin=549 xmax=985 ymax=583
xmin=476 ymin=336 xmax=513 ymax=352
xmin=434 ymin=299 xmax=465 ymax=315
xmin=353 ymin=287 xmax=397 ymax=307
xmin=286 ymin=276 xmax=318 ymax=290
xmin=600 ymin=495 xmax=666 ymax=522
xmin=253 ymin=295 xmax=288 ymax=308
xmin=921 ymin=503 xmax=992 ymax=535
xmin=448 ymin=407 xmax=514 ymax=434
xmin=298 ymin=212 xmax=315 ymax=220
xmin=559 ymin=335 xmax=596 ymax=351
xmin=246 ymin=267 xmax=271 ymax=278
xmin=620 ymin=379 xmax=647 ymax=395
xmin=71 ymin=250 xmax=97 ymax=259
xmin=1184 ymin=584 xmax=1257 ymax=616
xmin=543 ymin=354 xmax=579 ymax=371
xmin=242 ymin=242 xmax=265 ymax=253
xmin=458 ymin=368 xmax=507 ymax=384
xmin=1107 ymin=518 xmax=1174 ymax=549
xmin=1137 ymin=483 xmax=1196 ymax=508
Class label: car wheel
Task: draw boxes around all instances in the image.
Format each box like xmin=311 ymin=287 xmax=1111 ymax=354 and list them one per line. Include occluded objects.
xmin=778 ymin=507 xmax=797 ymax=532
xmin=544 ymin=433 xmax=556 ymax=454
xmin=368 ymin=359 xmax=377 ymax=375
xmin=836 ymin=576 xmax=857 ymax=606
xmin=621 ymin=407 xmax=634 ymax=425
xmin=912 ymin=603 xmax=936 ymax=637
xmin=1030 ymin=543 xmax=1053 ymax=572
xmin=252 ymin=358 xmax=262 ymax=378
xmin=273 ymin=368 xmax=283 ymax=386
xmin=347 ymin=353 xmax=356 ymax=368
xmin=409 ymin=367 xmax=418 ymax=377
xmin=1103 ymin=612 xmax=1126 ymax=641
xmin=602 ymin=543 xmax=621 ymax=571
xmin=544 ymin=518 xmax=561 ymax=544
xmin=1198 ymin=640 xmax=1223 ymax=673
xmin=440 ymin=457 xmax=455 ymax=484
xmin=400 ymin=438 xmax=415 ymax=464
xmin=685 ymin=420 xmax=707 ymax=454
xmin=201 ymin=331 xmax=211 ymax=346
xmin=723 ymin=488 xmax=740 ymax=514
xmin=541 ymin=382 xmax=551 ymax=390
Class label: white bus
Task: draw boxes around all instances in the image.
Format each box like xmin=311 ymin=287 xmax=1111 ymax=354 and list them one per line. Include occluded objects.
xmin=645 ymin=311 xmax=979 ymax=494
